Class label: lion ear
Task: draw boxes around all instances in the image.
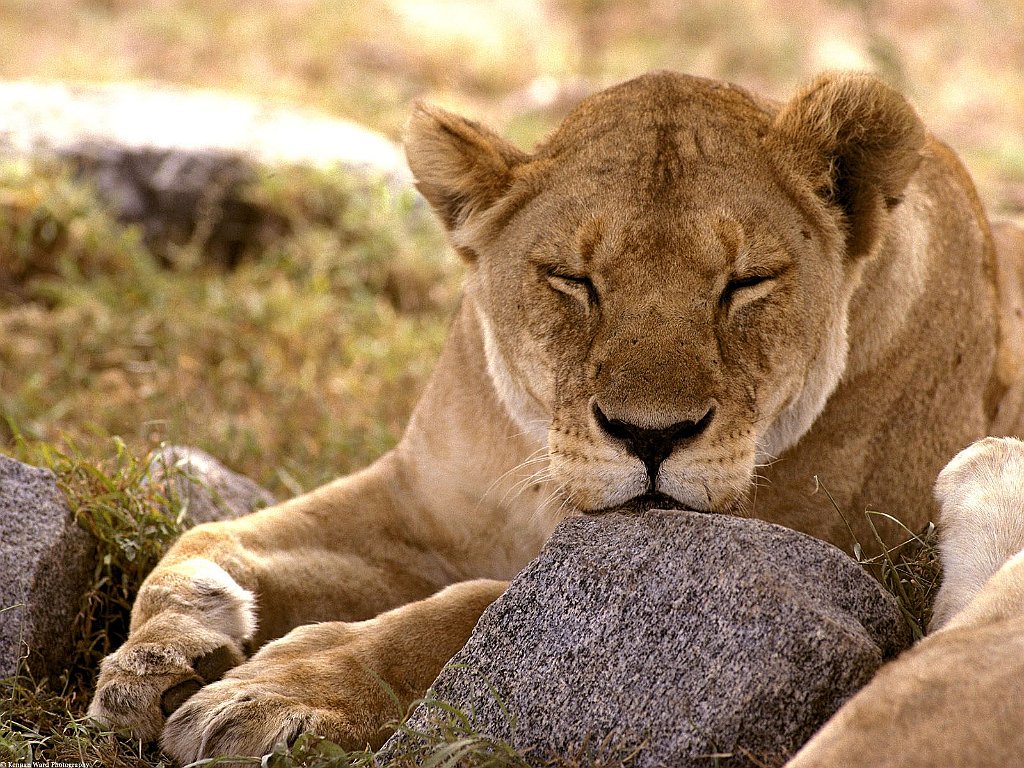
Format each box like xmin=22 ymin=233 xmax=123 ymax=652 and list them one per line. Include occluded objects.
xmin=405 ymin=103 xmax=527 ymax=236
xmin=771 ymin=72 xmax=926 ymax=260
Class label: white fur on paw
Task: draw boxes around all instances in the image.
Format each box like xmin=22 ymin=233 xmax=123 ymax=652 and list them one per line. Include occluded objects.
xmin=135 ymin=558 xmax=258 ymax=643
xmin=932 ymin=437 xmax=1024 ymax=630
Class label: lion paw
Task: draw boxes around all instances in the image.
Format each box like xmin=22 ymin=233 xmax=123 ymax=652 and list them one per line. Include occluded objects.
xmin=932 ymin=436 xmax=1024 ymax=630
xmin=87 ymin=612 xmax=245 ymax=740
xmin=161 ymin=677 xmax=361 ymax=762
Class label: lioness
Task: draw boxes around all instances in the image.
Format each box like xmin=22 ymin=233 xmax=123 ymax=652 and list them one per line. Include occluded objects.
xmin=88 ymin=70 xmax=1019 ymax=761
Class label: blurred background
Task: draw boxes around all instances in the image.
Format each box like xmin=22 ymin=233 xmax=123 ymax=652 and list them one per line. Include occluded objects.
xmin=3 ymin=0 xmax=1022 ymax=201
xmin=1 ymin=0 xmax=1022 ymax=495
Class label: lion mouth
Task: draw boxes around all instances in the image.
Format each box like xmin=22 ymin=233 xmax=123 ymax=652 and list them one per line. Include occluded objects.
xmin=581 ymin=492 xmax=698 ymax=516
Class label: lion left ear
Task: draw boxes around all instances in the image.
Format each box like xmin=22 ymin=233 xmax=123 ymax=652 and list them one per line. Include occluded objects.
xmin=771 ymin=72 xmax=926 ymax=260
xmin=404 ymin=103 xmax=528 ymax=241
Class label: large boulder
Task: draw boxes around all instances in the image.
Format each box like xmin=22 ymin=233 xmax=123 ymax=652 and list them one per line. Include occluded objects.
xmin=384 ymin=510 xmax=911 ymax=768
xmin=0 ymin=454 xmax=95 ymax=680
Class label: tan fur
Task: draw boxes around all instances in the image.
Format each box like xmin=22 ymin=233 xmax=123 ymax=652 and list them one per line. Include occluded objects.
xmin=990 ymin=221 xmax=1024 ymax=434
xmin=88 ymin=71 xmax=1014 ymax=761
xmin=785 ymin=437 xmax=1024 ymax=767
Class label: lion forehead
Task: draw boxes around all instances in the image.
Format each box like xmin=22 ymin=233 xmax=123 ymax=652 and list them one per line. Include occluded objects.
xmin=534 ymin=71 xmax=776 ymax=173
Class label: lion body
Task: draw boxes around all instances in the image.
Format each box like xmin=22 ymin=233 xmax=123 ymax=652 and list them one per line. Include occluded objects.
xmin=87 ymin=71 xmax=1023 ymax=762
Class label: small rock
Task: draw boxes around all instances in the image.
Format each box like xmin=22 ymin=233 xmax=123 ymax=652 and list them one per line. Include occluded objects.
xmin=384 ymin=510 xmax=911 ymax=768
xmin=0 ymin=453 xmax=95 ymax=680
xmin=0 ymin=447 xmax=271 ymax=681
xmin=147 ymin=445 xmax=276 ymax=525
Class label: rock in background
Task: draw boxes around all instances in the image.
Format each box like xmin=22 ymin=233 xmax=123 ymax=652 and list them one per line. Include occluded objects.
xmin=384 ymin=510 xmax=912 ymax=768
xmin=0 ymin=81 xmax=412 ymax=265
xmin=146 ymin=445 xmax=276 ymax=525
xmin=0 ymin=448 xmax=273 ymax=680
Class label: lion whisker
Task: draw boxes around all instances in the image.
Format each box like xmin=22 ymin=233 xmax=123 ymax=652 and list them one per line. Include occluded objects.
xmin=475 ymin=447 xmax=551 ymax=508
xmin=498 ymin=466 xmax=557 ymax=509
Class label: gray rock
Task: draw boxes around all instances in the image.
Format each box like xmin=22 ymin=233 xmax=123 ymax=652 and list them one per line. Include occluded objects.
xmin=68 ymin=144 xmax=278 ymax=266
xmin=385 ymin=510 xmax=911 ymax=768
xmin=147 ymin=445 xmax=276 ymax=525
xmin=0 ymin=453 xmax=96 ymax=680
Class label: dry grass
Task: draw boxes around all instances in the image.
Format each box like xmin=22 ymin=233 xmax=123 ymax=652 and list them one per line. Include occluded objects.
xmin=0 ymin=160 xmax=457 ymax=494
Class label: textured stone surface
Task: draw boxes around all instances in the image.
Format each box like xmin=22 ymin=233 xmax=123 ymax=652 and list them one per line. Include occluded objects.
xmin=0 ymin=453 xmax=96 ymax=680
xmin=146 ymin=445 xmax=276 ymax=525
xmin=385 ymin=510 xmax=911 ymax=768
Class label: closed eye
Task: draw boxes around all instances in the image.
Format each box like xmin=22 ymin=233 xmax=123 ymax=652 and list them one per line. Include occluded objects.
xmin=726 ymin=273 xmax=773 ymax=292
xmin=721 ymin=272 xmax=778 ymax=308
xmin=547 ymin=272 xmax=599 ymax=309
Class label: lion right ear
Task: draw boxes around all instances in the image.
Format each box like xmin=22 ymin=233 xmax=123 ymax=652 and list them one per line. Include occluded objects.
xmin=405 ymin=104 xmax=528 ymax=238
xmin=770 ymin=72 xmax=926 ymax=261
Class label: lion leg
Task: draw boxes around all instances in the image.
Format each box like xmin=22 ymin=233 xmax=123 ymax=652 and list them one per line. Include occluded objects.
xmin=159 ymin=579 xmax=506 ymax=762
xmin=88 ymin=454 xmax=489 ymax=741
xmin=930 ymin=436 xmax=1024 ymax=630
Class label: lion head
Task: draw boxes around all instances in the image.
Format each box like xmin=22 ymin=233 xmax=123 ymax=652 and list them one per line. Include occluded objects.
xmin=405 ymin=71 xmax=925 ymax=515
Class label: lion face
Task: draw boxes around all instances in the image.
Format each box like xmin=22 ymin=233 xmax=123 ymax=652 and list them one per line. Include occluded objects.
xmin=406 ymin=72 xmax=924 ymax=515
xmin=471 ymin=163 xmax=851 ymax=514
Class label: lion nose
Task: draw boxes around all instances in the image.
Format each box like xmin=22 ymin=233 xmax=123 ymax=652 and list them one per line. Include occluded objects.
xmin=592 ymin=401 xmax=716 ymax=482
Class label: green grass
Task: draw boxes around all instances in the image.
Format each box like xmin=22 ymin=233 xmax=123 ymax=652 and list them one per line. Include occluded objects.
xmin=22 ymin=437 xmax=190 ymax=677
xmin=1 ymin=436 xmax=187 ymax=766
